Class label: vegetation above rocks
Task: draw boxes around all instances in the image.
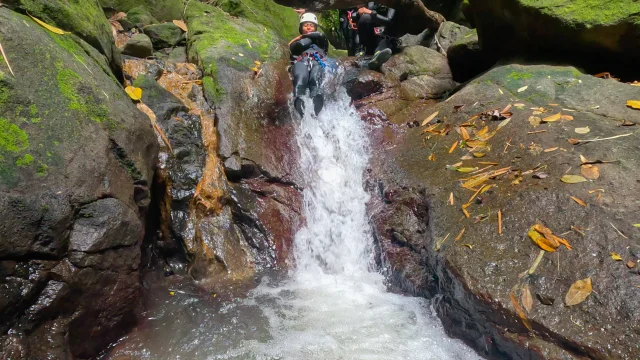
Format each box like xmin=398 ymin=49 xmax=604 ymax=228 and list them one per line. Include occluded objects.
xmin=518 ymin=0 xmax=640 ymax=26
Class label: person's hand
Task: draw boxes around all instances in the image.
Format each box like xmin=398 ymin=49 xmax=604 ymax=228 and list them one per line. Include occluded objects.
xmin=357 ymin=7 xmax=372 ymax=15
xmin=294 ymin=8 xmax=306 ymax=15
xmin=288 ymin=35 xmax=302 ymax=45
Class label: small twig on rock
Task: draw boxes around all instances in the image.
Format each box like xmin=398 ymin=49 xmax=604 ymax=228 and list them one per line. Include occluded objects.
xmin=433 ymin=23 xmax=446 ymax=56
xmin=577 ymin=133 xmax=633 ymax=143
xmin=528 ymin=250 xmax=545 ymax=275
xmin=0 ymin=42 xmax=15 ymax=76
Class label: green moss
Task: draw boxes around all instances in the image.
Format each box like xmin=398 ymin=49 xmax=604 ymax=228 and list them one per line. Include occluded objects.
xmin=15 ymin=153 xmax=34 ymax=167
xmin=507 ymin=71 xmax=533 ymax=80
xmin=36 ymin=163 xmax=48 ymax=176
xmin=126 ymin=6 xmax=158 ymax=26
xmin=0 ymin=118 xmax=29 ymax=155
xmin=212 ymin=0 xmax=299 ymax=40
xmin=29 ymin=104 xmax=38 ymax=116
xmin=518 ymin=0 xmax=640 ymax=26
xmin=202 ymin=76 xmax=225 ymax=103
xmin=56 ymin=68 xmax=108 ymax=123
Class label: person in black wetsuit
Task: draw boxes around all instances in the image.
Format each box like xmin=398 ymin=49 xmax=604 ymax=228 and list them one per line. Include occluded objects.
xmin=355 ymin=2 xmax=398 ymax=70
xmin=339 ymin=8 xmax=361 ymax=56
xmin=289 ymin=12 xmax=329 ymax=117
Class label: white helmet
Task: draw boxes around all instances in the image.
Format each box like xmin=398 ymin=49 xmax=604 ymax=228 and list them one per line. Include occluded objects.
xmin=299 ymin=13 xmax=318 ymax=33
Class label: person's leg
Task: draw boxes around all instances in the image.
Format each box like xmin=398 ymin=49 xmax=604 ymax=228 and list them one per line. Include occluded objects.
xmin=357 ymin=14 xmax=376 ymax=55
xmin=368 ymin=37 xmax=393 ymax=71
xmin=308 ymin=62 xmax=325 ymax=115
xmin=292 ymin=61 xmax=309 ymax=115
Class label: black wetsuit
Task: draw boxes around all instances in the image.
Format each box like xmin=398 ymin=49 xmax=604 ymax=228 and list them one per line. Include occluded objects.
xmin=289 ymin=32 xmax=329 ymax=115
xmin=339 ymin=8 xmax=360 ymax=56
xmin=357 ymin=2 xmax=397 ymax=55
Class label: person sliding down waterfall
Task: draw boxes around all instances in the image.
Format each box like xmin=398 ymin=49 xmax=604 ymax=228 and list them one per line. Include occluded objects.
xmin=289 ymin=13 xmax=329 ymax=117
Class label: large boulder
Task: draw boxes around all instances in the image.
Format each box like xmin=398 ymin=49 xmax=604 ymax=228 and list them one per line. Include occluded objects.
xmin=143 ymin=22 xmax=184 ymax=49
xmin=381 ymin=46 xmax=457 ymax=100
xmin=366 ymin=64 xmax=640 ymax=359
xmin=180 ymin=0 xmax=305 ymax=280
xmin=121 ymin=33 xmax=154 ymax=58
xmin=125 ymin=5 xmax=159 ymax=27
xmin=6 ymin=0 xmax=122 ymax=80
xmin=467 ymin=0 xmax=640 ymax=77
xmin=0 ymin=7 xmax=157 ymax=359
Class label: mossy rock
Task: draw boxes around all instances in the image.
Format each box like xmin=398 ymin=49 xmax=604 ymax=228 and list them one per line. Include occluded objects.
xmin=98 ymin=0 xmax=184 ymax=21
xmin=0 ymin=7 xmax=156 ymax=190
xmin=125 ymin=5 xmax=158 ymax=27
xmin=467 ymin=0 xmax=640 ymax=77
xmin=185 ymin=1 xmax=292 ymax=104
xmin=7 ymin=0 xmax=121 ymax=79
xmin=143 ymin=22 xmax=184 ymax=49
xmin=121 ymin=33 xmax=154 ymax=58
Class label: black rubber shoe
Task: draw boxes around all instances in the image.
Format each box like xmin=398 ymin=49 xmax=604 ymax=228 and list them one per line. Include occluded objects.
xmin=313 ymin=94 xmax=324 ymax=116
xmin=367 ymin=48 xmax=392 ymax=71
xmin=294 ymin=97 xmax=305 ymax=117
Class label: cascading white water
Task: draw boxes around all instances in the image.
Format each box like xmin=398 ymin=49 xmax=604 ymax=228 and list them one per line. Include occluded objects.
xmin=105 ymin=76 xmax=482 ymax=360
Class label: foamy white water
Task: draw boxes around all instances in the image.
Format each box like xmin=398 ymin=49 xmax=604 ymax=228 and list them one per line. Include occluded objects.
xmin=106 ymin=77 xmax=482 ymax=360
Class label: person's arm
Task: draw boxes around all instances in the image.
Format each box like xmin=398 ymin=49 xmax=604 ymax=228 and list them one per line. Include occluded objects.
xmin=371 ymin=7 xmax=395 ymax=25
xmin=302 ymin=32 xmax=329 ymax=54
xmin=290 ymin=37 xmax=314 ymax=55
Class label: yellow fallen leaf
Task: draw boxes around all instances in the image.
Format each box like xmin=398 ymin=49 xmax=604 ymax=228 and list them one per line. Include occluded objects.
xmin=173 ymin=19 xmax=188 ymax=32
xmin=125 ymin=86 xmax=142 ymax=101
xmin=570 ymin=196 xmax=587 ymax=207
xmin=460 ymin=126 xmax=470 ymax=140
xmin=561 ymin=175 xmax=587 ymax=184
xmin=169 ymin=291 xmax=175 ymax=296
xmin=561 ymin=115 xmax=574 ymax=121
xmin=517 ymin=85 xmax=528 ymax=92
xmin=455 ymin=227 xmax=465 ymax=241
xmin=627 ymin=100 xmax=640 ymax=109
xmin=254 ymin=60 xmax=261 ymax=66
xmin=421 ymin=111 xmax=439 ymax=126
xmin=465 ymin=140 xmax=488 ymax=148
xmin=565 ymin=277 xmax=592 ymax=306
xmin=461 ymin=204 xmax=470 ymax=218
xmin=499 ymin=88 xmax=504 ymax=95
xmin=633 ymin=224 xmax=640 ymax=227
xmin=238 ymin=53 xmax=244 ymax=57
xmin=542 ymin=113 xmax=562 ymax=122
xmin=28 ymin=12 xmax=68 ymax=34
xmin=544 ymin=147 xmax=558 ymax=152
xmin=250 ymin=66 xmax=258 ymax=72
xmin=456 ymin=167 xmax=478 ymax=173
xmin=610 ymin=252 xmax=622 ymax=261
xmin=428 ymin=153 xmax=436 ymax=161
xmin=461 ymin=244 xmax=473 ymax=249
xmin=473 ymin=152 xmax=485 ymax=158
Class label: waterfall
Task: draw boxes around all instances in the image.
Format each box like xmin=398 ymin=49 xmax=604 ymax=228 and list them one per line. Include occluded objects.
xmin=105 ymin=74 xmax=482 ymax=360
xmin=228 ymin=87 xmax=481 ymax=359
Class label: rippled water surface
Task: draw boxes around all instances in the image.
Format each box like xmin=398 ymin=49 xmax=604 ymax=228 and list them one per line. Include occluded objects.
xmin=106 ymin=86 xmax=481 ymax=360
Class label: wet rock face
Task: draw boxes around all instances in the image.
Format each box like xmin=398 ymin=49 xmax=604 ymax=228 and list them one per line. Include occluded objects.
xmin=0 ymin=6 xmax=157 ymax=359
xmin=122 ymin=33 xmax=154 ymax=58
xmin=467 ymin=0 xmax=640 ymax=78
xmin=365 ymin=64 xmax=640 ymax=359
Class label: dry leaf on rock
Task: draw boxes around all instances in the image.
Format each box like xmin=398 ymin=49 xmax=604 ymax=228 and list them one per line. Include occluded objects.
xmin=561 ymin=115 xmax=574 ymax=121
xmin=543 ymin=113 xmax=562 ymax=122
xmin=627 ymin=261 xmax=637 ymax=269
xmin=517 ymin=85 xmax=528 ymax=92
xmin=522 ymin=285 xmax=533 ymax=312
xmin=561 ymin=175 xmax=587 ymax=184
xmin=581 ymin=164 xmax=600 ymax=180
xmin=28 ymin=13 xmax=68 ymax=34
xmin=528 ymin=116 xmax=542 ymax=127
xmin=421 ymin=111 xmax=439 ymax=126
xmin=510 ymin=291 xmax=533 ymax=331
xmin=568 ymin=138 xmax=580 ymax=145
xmin=473 ymin=152 xmax=485 ymax=158
xmin=565 ymin=278 xmax=592 ymax=306
xmin=125 ymin=86 xmax=143 ymax=101
xmin=570 ymin=196 xmax=587 ymax=207
xmin=610 ymin=252 xmax=622 ymax=261
xmin=575 ymin=127 xmax=590 ymax=134
xmin=533 ymin=172 xmax=548 ymax=179
xmin=544 ymin=147 xmax=558 ymax=152
xmin=173 ymin=19 xmax=188 ymax=32
xmin=109 ymin=12 xmax=127 ymax=21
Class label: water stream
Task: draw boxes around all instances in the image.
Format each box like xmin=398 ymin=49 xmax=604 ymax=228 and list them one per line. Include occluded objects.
xmin=106 ymin=85 xmax=482 ymax=360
